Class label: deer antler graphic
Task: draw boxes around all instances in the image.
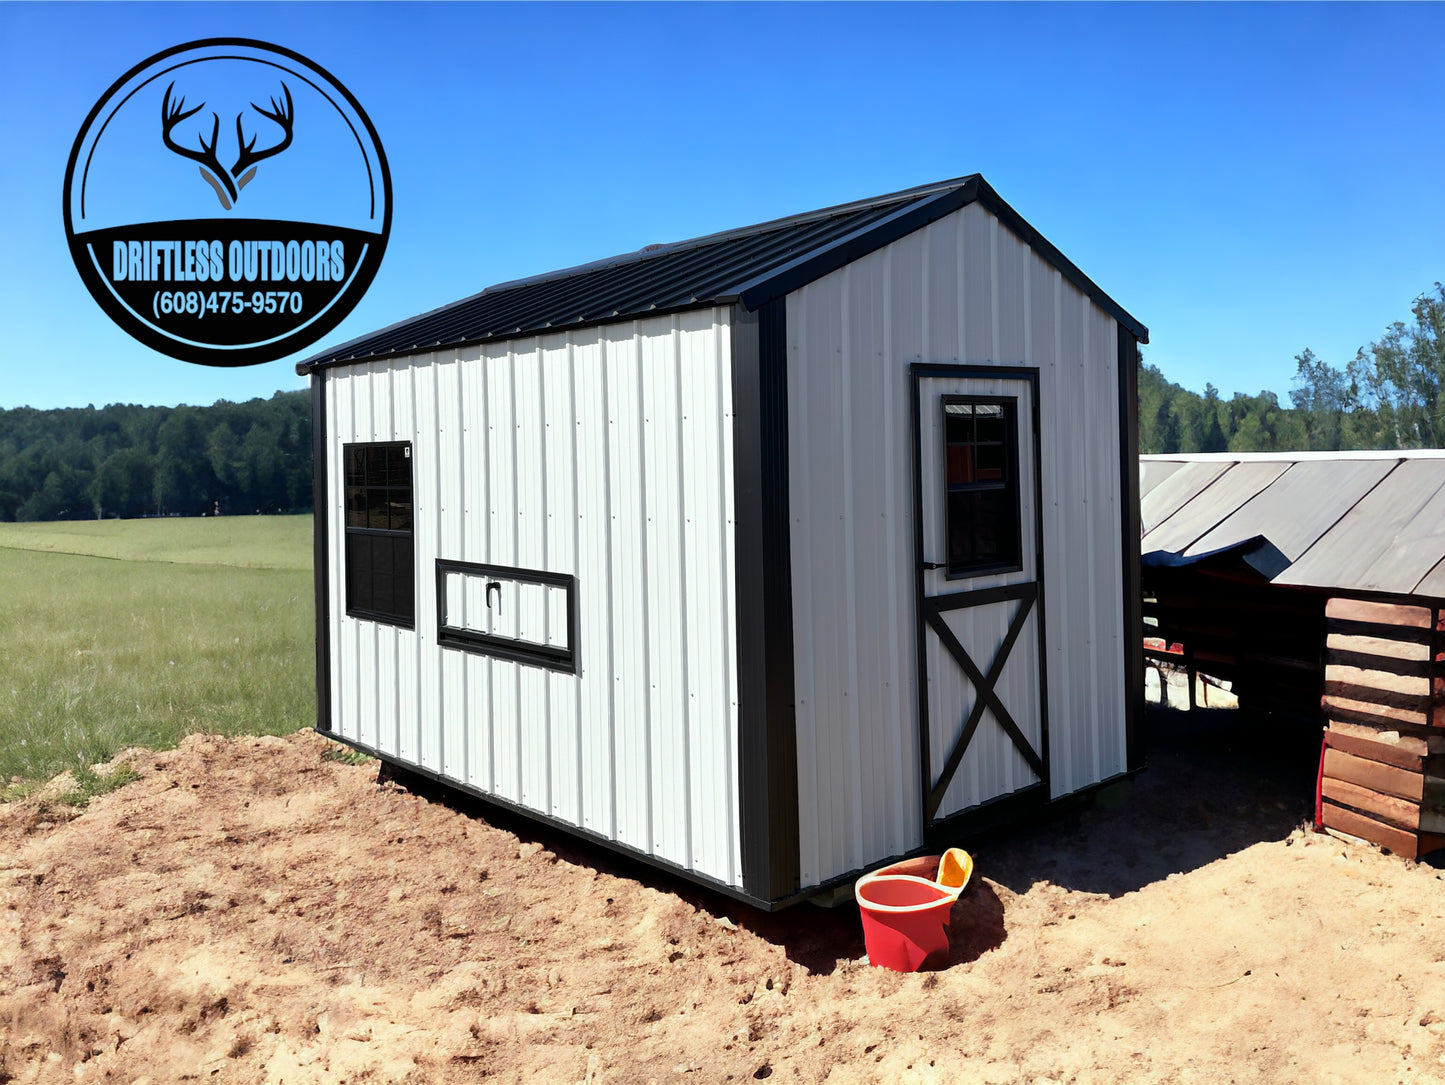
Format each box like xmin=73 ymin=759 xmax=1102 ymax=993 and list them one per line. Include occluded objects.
xmin=161 ymin=81 xmax=295 ymax=209
xmin=162 ymin=82 xmax=236 ymax=209
xmin=232 ymin=83 xmax=294 ymax=194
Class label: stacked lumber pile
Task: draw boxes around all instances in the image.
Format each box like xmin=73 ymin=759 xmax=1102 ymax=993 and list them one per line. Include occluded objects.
xmin=1319 ymin=598 xmax=1445 ymax=859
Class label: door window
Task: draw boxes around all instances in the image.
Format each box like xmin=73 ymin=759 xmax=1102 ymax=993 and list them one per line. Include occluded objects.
xmin=942 ymin=397 xmax=1022 ymax=577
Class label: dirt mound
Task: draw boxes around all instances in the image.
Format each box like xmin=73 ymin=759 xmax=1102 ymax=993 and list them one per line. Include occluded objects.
xmin=2 ymin=724 xmax=1443 ymax=1083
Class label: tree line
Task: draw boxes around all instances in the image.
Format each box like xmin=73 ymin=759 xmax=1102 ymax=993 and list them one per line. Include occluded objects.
xmin=1141 ymin=282 xmax=1444 ymax=454
xmin=0 ymin=390 xmax=312 ymax=521
xmin=0 ymin=284 xmax=1439 ymax=520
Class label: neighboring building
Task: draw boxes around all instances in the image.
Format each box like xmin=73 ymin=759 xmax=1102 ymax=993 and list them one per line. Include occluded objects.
xmin=299 ymin=175 xmax=1148 ymax=907
xmin=1141 ymin=451 xmax=1445 ymax=858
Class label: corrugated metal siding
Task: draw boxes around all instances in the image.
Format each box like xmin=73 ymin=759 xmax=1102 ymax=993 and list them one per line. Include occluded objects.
xmin=787 ymin=202 xmax=1129 ymax=885
xmin=325 ymin=309 xmax=743 ymax=888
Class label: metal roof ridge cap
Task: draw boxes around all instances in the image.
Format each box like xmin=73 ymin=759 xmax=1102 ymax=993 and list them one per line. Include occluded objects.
xmin=1141 ymin=449 xmax=1445 ymax=462
xmin=723 ymin=183 xmax=977 ymax=309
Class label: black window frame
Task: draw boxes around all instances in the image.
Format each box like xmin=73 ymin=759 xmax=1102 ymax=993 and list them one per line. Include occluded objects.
xmin=343 ymin=440 xmax=415 ymax=629
xmin=435 ymin=559 xmax=578 ymax=674
xmin=941 ymin=394 xmax=1023 ymax=579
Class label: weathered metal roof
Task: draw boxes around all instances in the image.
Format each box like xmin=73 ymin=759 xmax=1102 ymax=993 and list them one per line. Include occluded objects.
xmin=299 ymin=174 xmax=1148 ymax=372
xmin=1140 ymin=452 xmax=1445 ymax=597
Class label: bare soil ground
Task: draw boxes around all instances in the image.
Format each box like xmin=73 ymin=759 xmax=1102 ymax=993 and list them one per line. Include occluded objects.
xmin=3 ymin=710 xmax=1444 ymax=1084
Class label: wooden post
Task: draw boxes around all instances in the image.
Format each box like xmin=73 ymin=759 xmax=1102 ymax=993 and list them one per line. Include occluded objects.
xmin=1186 ymin=645 xmax=1197 ymax=711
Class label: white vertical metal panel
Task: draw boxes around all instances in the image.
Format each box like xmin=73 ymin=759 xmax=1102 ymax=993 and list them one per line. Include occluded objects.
xmin=541 ymin=337 xmax=581 ymax=826
xmin=324 ymin=308 xmax=742 ymax=888
xmin=437 ymin=351 xmax=466 ymax=783
xmin=512 ymin=343 xmax=551 ymax=814
xmin=407 ymin=360 xmax=436 ymax=770
xmin=679 ymin=311 xmax=739 ymax=882
xmin=640 ymin=322 xmax=688 ymax=866
xmin=571 ymin=328 xmax=616 ymax=838
xmin=459 ymin=346 xmax=492 ymax=793
xmin=325 ymin=360 xmax=425 ymax=760
xmin=483 ymin=347 xmax=522 ymax=804
xmin=604 ymin=327 xmax=652 ymax=853
xmin=787 ymin=201 xmax=1130 ymax=884
xmin=788 ymin=251 xmax=924 ymax=888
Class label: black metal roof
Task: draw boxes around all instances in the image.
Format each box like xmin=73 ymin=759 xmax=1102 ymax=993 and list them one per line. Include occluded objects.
xmin=298 ymin=174 xmax=1148 ymax=373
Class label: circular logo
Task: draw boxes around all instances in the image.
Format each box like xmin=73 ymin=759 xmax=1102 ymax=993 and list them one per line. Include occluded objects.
xmin=64 ymin=38 xmax=391 ymax=367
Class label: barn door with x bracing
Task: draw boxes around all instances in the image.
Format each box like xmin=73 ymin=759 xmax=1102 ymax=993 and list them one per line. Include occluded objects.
xmin=911 ymin=365 xmax=1049 ymax=837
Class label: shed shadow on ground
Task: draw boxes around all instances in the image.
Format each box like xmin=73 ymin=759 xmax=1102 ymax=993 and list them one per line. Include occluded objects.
xmin=378 ymin=703 xmax=1318 ymax=976
xmin=376 ymin=762 xmax=868 ymax=975
xmin=973 ymin=705 xmax=1321 ymax=899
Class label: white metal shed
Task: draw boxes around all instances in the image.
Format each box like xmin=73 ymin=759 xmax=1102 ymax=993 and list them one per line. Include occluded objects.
xmin=298 ymin=175 xmax=1149 ymax=908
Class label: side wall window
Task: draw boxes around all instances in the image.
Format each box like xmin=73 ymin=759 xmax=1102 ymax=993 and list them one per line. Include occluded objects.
xmin=343 ymin=442 xmax=415 ymax=627
xmin=943 ymin=397 xmax=1022 ymax=577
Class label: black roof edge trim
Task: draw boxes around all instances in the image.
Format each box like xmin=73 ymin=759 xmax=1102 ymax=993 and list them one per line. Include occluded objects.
xmin=296 ymin=171 xmax=1148 ymax=374
xmin=732 ymin=176 xmax=1147 ymax=343
xmin=973 ymin=179 xmax=1149 ymax=343
xmin=297 ymin=299 xmax=724 ymax=374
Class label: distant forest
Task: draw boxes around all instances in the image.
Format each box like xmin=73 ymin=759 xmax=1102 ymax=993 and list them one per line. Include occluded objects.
xmin=0 ymin=390 xmax=312 ymax=521
xmin=0 ymin=284 xmax=1439 ymax=521
xmin=1141 ymin=282 xmax=1444 ymax=454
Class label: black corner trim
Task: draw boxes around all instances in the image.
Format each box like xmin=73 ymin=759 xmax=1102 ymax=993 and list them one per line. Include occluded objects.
xmin=732 ymin=300 xmax=801 ymax=901
xmin=435 ymin=558 xmax=579 ymax=675
xmin=311 ymin=373 xmax=332 ymax=733
xmin=1118 ymin=326 xmax=1145 ymax=772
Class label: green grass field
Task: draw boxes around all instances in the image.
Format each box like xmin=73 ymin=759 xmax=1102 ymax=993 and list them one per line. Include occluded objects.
xmin=0 ymin=516 xmax=315 ymax=793
xmin=0 ymin=515 xmax=311 ymax=569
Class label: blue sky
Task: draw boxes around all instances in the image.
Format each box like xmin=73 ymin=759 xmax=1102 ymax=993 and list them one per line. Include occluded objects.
xmin=1 ymin=1 xmax=1441 ymax=410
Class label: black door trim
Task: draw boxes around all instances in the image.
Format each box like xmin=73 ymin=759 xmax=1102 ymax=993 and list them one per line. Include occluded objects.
xmin=910 ymin=363 xmax=1050 ymax=835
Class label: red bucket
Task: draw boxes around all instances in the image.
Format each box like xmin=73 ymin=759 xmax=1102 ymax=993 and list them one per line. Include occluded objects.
xmin=855 ymin=875 xmax=956 ymax=972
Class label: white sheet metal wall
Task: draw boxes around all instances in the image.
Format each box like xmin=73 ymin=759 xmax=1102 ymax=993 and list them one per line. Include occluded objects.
xmin=787 ymin=202 xmax=1128 ymax=885
xmin=324 ymin=308 xmax=744 ymax=888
